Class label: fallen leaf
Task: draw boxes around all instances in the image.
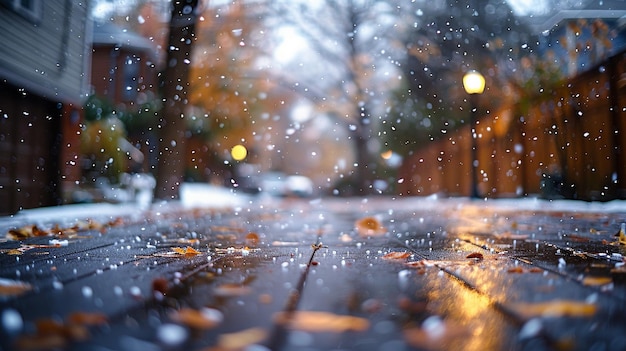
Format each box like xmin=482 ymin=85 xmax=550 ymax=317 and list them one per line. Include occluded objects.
xmin=15 ymin=311 xmax=104 ymax=351
xmin=15 ymin=334 xmax=67 ymax=350
xmin=152 ymin=277 xmax=169 ymax=296
xmin=581 ymin=276 xmax=612 ymax=286
xmin=507 ymin=266 xmax=525 ymax=274
xmin=355 ymin=216 xmax=386 ymax=237
xmin=508 ymin=300 xmax=597 ymax=319
xmin=153 ymin=246 xmax=204 ymax=258
xmin=172 ymin=246 xmax=201 ymax=255
xmin=71 ymin=219 xmax=104 ymax=231
xmin=50 ymin=224 xmax=78 ymax=238
xmin=213 ymin=283 xmax=252 ymax=297
xmin=245 ymin=232 xmax=260 ymax=246
xmin=0 ymin=278 xmax=32 ymax=297
xmin=35 ymin=319 xmax=89 ymax=341
xmin=7 ymin=225 xmax=49 ymax=240
xmin=406 ymin=261 xmax=426 ymax=267
xmin=171 ymin=307 xmax=223 ymax=329
xmin=405 ymin=261 xmax=428 ymax=274
xmin=398 ymin=297 xmax=427 ymax=314
xmin=403 ymin=318 xmax=471 ymax=350
xmin=466 ymin=252 xmax=484 ymax=260
xmin=6 ymin=217 xmax=123 ymax=241
xmin=259 ymin=294 xmax=272 ymax=304
xmin=66 ymin=312 xmax=108 ymax=326
xmin=274 ymin=311 xmax=369 ymax=332
xmin=565 ymin=234 xmax=590 ymax=243
xmin=382 ymin=251 xmax=411 ymax=260
xmin=611 ymin=265 xmax=626 ymax=274
xmin=214 ymin=327 xmax=267 ymax=350
xmin=4 ymin=244 xmax=66 ymax=256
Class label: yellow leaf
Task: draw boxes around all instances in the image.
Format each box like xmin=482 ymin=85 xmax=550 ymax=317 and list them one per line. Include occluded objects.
xmin=172 ymin=247 xmax=186 ymax=254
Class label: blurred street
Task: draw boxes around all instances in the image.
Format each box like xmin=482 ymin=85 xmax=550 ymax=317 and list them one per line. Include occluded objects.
xmin=1 ymin=191 xmax=626 ymax=351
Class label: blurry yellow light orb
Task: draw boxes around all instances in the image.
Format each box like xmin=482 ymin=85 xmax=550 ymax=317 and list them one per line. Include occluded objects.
xmin=463 ymin=70 xmax=485 ymax=95
xmin=231 ymin=144 xmax=247 ymax=161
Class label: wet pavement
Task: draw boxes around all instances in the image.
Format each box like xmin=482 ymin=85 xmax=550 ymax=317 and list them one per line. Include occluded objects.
xmin=1 ymin=195 xmax=626 ymax=351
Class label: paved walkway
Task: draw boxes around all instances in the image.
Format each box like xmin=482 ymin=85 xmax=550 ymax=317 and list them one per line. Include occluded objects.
xmin=1 ymin=196 xmax=626 ymax=351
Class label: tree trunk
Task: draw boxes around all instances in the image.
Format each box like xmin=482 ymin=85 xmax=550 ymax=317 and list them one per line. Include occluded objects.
xmin=351 ymin=127 xmax=371 ymax=194
xmin=351 ymin=104 xmax=373 ymax=194
xmin=155 ymin=0 xmax=198 ymax=200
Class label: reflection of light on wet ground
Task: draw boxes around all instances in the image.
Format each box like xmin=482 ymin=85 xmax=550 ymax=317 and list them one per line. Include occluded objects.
xmin=424 ymin=261 xmax=513 ymax=350
xmin=446 ymin=205 xmax=499 ymax=244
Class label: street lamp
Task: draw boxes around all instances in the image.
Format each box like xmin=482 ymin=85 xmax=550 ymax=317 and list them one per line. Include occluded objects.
xmin=231 ymin=144 xmax=248 ymax=161
xmin=463 ymin=70 xmax=485 ymax=199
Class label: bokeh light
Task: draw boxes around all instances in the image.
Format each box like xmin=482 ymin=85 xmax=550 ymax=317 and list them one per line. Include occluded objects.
xmin=231 ymin=144 xmax=247 ymax=161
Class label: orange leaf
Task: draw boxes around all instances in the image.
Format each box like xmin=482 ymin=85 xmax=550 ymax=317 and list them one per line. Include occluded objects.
xmin=0 ymin=278 xmax=32 ymax=297
xmin=172 ymin=247 xmax=187 ymax=254
xmin=66 ymin=312 xmax=108 ymax=326
xmin=355 ymin=216 xmax=386 ymax=237
xmin=509 ymin=300 xmax=597 ymax=319
xmin=245 ymin=232 xmax=260 ymax=246
xmin=507 ymin=266 xmax=524 ymax=274
xmin=183 ymin=246 xmax=201 ymax=255
xmin=582 ymin=276 xmax=612 ymax=286
xmin=171 ymin=246 xmax=201 ymax=256
xmin=466 ymin=252 xmax=484 ymax=260
xmin=382 ymin=251 xmax=410 ymax=260
xmin=7 ymin=225 xmax=49 ymax=240
xmin=15 ymin=334 xmax=67 ymax=350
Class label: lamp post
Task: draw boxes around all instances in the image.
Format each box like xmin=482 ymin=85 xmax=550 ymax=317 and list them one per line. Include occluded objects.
xmin=463 ymin=70 xmax=485 ymax=199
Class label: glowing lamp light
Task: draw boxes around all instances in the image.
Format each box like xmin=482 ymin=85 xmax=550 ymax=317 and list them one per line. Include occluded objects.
xmin=231 ymin=144 xmax=247 ymax=161
xmin=463 ymin=71 xmax=485 ymax=95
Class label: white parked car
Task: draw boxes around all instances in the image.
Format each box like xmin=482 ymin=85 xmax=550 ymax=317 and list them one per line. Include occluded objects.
xmin=258 ymin=172 xmax=314 ymax=197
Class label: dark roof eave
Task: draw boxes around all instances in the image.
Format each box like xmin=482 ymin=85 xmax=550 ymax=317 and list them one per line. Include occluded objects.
xmin=525 ymin=9 xmax=626 ymax=34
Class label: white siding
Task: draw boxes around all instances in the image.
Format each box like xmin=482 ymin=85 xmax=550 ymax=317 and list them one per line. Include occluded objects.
xmin=0 ymin=1 xmax=91 ymax=103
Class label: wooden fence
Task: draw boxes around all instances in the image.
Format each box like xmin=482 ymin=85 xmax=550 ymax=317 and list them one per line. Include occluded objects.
xmin=398 ymin=49 xmax=626 ymax=201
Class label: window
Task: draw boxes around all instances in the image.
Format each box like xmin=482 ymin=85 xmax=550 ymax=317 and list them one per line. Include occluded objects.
xmin=2 ymin=0 xmax=43 ymax=23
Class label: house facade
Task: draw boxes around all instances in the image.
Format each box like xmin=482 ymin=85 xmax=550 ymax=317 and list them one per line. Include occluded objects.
xmin=88 ymin=21 xmax=161 ymax=179
xmin=0 ymin=1 xmax=91 ymax=214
